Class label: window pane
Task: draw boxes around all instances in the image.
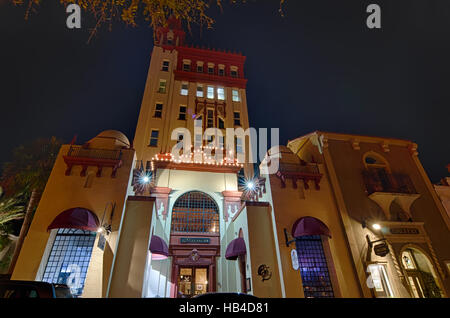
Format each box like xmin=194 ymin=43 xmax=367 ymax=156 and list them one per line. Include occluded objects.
xmin=207 ymin=86 xmax=214 ymax=99
xmin=232 ymin=90 xmax=240 ymax=102
xmin=217 ymin=88 xmax=225 ymax=100
xmin=171 ymin=191 xmax=219 ymax=233
xmin=196 ymin=86 xmax=204 ymax=97
xmin=295 ymin=235 xmax=334 ymax=298
xmin=42 ymin=229 xmax=96 ymax=297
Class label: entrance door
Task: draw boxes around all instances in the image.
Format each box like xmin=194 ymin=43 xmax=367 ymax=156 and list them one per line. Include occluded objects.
xmin=177 ymin=267 xmax=209 ymax=298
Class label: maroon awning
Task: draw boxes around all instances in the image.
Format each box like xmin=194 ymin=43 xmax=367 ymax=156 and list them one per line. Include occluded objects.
xmin=291 ymin=216 xmax=331 ymax=238
xmin=225 ymin=237 xmax=246 ymax=260
xmin=47 ymin=207 xmax=100 ymax=232
xmin=150 ymin=235 xmax=169 ymax=260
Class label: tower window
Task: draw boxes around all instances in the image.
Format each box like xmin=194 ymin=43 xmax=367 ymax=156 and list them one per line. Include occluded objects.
xmin=183 ymin=62 xmax=191 ymax=72
xmin=42 ymin=229 xmax=96 ymax=297
xmin=232 ymin=89 xmax=240 ymax=102
xmin=180 ymin=82 xmax=189 ymax=96
xmin=295 ymin=235 xmax=334 ymax=298
xmin=218 ymin=118 xmax=225 ymax=129
xmin=207 ymin=86 xmax=214 ymax=99
xmin=208 ymin=65 xmax=214 ymax=75
xmin=234 ymin=112 xmax=241 ymax=126
xmin=235 ymin=137 xmax=243 ymax=154
xmin=218 ymin=136 xmax=224 ymax=149
xmin=218 ymin=68 xmax=225 ymax=76
xmin=158 ymin=80 xmax=166 ymax=93
xmin=207 ymin=109 xmax=214 ymax=128
xmin=178 ymin=106 xmax=187 ymax=120
xmin=154 ymin=103 xmax=163 ymax=118
xmin=230 ymin=68 xmax=238 ymax=78
xmin=196 ymin=85 xmax=204 ymax=98
xmin=197 ymin=64 xmax=203 ymax=73
xmin=149 ymin=130 xmax=159 ymax=147
xmin=217 ymin=87 xmax=225 ymax=100
xmin=162 ymin=60 xmax=170 ymax=72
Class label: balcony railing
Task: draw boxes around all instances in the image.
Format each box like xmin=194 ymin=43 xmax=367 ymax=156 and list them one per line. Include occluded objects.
xmin=279 ymin=162 xmax=320 ymax=175
xmin=63 ymin=145 xmax=123 ymax=177
xmin=362 ymin=169 xmax=417 ymax=195
xmin=67 ymin=145 xmax=122 ymax=161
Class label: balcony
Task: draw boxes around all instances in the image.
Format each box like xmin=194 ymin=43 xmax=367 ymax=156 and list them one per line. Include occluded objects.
xmin=362 ymin=170 xmax=417 ymax=195
xmin=362 ymin=169 xmax=420 ymax=220
xmin=63 ymin=145 xmax=123 ymax=177
xmin=276 ymin=162 xmax=322 ymax=190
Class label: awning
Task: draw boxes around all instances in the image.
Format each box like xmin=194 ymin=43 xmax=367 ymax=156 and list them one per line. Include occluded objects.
xmin=291 ymin=216 xmax=331 ymax=238
xmin=225 ymin=237 xmax=246 ymax=260
xmin=47 ymin=207 xmax=100 ymax=232
xmin=150 ymin=235 xmax=169 ymax=260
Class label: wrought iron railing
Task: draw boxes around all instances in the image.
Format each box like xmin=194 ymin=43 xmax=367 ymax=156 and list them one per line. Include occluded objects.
xmin=67 ymin=145 xmax=122 ymax=161
xmin=362 ymin=170 xmax=417 ymax=195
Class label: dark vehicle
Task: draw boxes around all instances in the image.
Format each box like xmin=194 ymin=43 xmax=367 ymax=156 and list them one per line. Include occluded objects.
xmin=0 ymin=280 xmax=73 ymax=298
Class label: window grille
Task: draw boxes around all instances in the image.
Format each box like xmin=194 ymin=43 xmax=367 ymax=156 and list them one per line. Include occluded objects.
xmin=295 ymin=235 xmax=334 ymax=298
xmin=171 ymin=191 xmax=219 ymax=233
xmin=42 ymin=228 xmax=96 ymax=297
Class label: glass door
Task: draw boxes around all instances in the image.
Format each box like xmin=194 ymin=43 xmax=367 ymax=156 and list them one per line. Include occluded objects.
xmin=177 ymin=267 xmax=209 ymax=298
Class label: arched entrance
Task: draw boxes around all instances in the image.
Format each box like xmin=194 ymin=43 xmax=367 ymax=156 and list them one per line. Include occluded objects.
xmin=401 ymin=247 xmax=443 ymax=298
xmin=169 ymin=191 xmax=220 ymax=298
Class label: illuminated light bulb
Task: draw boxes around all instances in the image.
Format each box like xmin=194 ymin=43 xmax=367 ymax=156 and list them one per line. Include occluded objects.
xmin=372 ymin=223 xmax=381 ymax=230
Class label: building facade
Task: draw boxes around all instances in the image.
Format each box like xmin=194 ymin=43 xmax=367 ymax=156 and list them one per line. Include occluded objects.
xmin=259 ymin=132 xmax=450 ymax=298
xmin=10 ymin=21 xmax=450 ymax=298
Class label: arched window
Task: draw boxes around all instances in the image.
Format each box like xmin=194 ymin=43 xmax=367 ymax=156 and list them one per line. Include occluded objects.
xmin=42 ymin=228 xmax=96 ymax=297
xmin=362 ymin=152 xmax=392 ymax=193
xmin=401 ymin=247 xmax=443 ymax=298
xmin=292 ymin=217 xmax=334 ymax=298
xmin=171 ymin=191 xmax=219 ymax=233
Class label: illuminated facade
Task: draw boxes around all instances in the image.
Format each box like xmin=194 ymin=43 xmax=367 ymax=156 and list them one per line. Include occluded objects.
xmin=10 ymin=20 xmax=450 ymax=298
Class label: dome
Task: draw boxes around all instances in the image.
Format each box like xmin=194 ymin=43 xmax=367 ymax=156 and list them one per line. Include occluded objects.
xmin=87 ymin=130 xmax=131 ymax=150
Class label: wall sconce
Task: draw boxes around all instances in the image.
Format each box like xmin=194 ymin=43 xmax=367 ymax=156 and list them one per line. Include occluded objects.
xmin=283 ymin=228 xmax=295 ymax=247
xmin=97 ymin=224 xmax=111 ymax=235
xmin=362 ymin=219 xmax=381 ymax=231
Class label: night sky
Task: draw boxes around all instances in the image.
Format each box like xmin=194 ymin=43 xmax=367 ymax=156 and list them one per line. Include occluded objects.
xmin=0 ymin=0 xmax=449 ymax=182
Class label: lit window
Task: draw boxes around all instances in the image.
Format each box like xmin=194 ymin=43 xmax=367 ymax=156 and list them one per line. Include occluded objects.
xmin=217 ymin=87 xmax=225 ymax=100
xmin=218 ymin=118 xmax=225 ymax=129
xmin=150 ymin=130 xmax=159 ymax=147
xmin=162 ymin=60 xmax=170 ymax=72
xmin=158 ymin=80 xmax=166 ymax=93
xmin=218 ymin=136 xmax=224 ymax=149
xmin=171 ymin=191 xmax=219 ymax=233
xmin=196 ymin=85 xmax=204 ymax=98
xmin=207 ymin=86 xmax=214 ymax=99
xmin=178 ymin=106 xmax=187 ymax=120
xmin=195 ymin=134 xmax=202 ymax=148
xmin=295 ymin=235 xmax=334 ymax=298
xmin=235 ymin=137 xmax=243 ymax=154
xmin=183 ymin=62 xmax=191 ymax=72
xmin=154 ymin=103 xmax=163 ymax=118
xmin=42 ymin=228 xmax=96 ymax=297
xmin=234 ymin=112 xmax=241 ymax=126
xmin=367 ymin=264 xmax=394 ymax=298
xmin=232 ymin=89 xmax=240 ymax=102
xmin=180 ymin=82 xmax=189 ymax=95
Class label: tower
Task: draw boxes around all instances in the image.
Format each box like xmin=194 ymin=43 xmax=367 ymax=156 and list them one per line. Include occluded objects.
xmin=133 ymin=17 xmax=250 ymax=167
